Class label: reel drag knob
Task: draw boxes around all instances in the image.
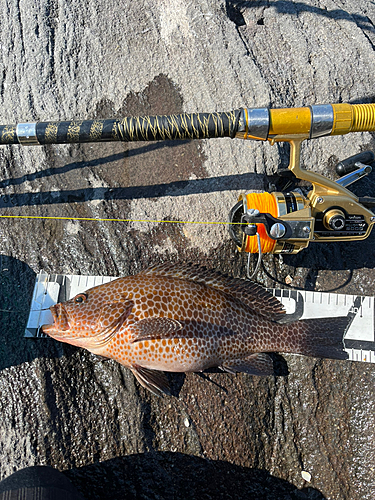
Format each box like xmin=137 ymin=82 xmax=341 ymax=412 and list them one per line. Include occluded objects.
xmin=323 ymin=209 xmax=346 ymax=231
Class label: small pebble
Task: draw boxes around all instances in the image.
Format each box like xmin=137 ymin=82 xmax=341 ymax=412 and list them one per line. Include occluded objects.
xmin=184 ymin=417 xmax=190 ymax=428
xmin=301 ymin=470 xmax=311 ymax=482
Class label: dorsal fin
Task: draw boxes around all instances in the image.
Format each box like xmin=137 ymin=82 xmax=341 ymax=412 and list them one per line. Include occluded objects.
xmin=139 ymin=263 xmax=285 ymax=321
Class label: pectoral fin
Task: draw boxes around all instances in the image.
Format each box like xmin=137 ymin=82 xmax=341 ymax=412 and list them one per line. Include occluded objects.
xmin=130 ymin=364 xmax=171 ymax=397
xmin=220 ymin=353 xmax=274 ymax=376
xmin=129 ymin=317 xmax=183 ymax=343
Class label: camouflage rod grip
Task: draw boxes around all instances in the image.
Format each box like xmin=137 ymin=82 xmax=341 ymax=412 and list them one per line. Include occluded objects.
xmin=0 ymin=110 xmax=243 ymax=145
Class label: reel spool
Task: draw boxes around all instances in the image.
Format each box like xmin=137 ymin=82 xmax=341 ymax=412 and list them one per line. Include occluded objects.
xmin=229 ymin=191 xmax=311 ymax=255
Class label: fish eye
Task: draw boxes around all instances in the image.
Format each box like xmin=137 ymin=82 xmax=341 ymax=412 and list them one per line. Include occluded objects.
xmin=74 ymin=293 xmax=88 ymax=303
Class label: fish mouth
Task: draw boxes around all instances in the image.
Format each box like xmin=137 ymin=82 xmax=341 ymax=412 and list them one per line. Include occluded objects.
xmin=42 ymin=304 xmax=70 ymax=337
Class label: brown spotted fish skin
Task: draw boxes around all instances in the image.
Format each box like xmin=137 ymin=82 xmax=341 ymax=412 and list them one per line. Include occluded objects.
xmin=42 ymin=264 xmax=348 ymax=396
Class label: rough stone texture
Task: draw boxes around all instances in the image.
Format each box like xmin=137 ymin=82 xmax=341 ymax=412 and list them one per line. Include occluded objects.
xmin=0 ymin=0 xmax=375 ymax=499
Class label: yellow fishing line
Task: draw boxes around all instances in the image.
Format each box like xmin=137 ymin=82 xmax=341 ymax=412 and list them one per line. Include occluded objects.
xmin=0 ymin=214 xmax=243 ymax=225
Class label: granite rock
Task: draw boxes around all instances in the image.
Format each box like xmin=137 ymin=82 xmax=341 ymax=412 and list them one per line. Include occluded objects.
xmin=0 ymin=1 xmax=374 ymax=498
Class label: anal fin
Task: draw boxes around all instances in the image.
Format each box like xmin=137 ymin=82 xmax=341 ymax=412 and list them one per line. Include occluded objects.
xmin=220 ymin=353 xmax=275 ymax=376
xmin=130 ymin=364 xmax=171 ymax=397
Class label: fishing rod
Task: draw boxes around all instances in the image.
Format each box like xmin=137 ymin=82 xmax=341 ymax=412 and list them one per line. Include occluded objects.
xmin=2 ymin=102 xmax=375 ymax=259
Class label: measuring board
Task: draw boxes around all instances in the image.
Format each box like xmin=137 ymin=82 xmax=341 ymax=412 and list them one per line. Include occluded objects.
xmin=25 ymin=271 xmax=375 ymax=364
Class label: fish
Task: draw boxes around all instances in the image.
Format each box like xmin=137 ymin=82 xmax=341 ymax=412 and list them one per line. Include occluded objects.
xmin=42 ymin=263 xmax=349 ymax=396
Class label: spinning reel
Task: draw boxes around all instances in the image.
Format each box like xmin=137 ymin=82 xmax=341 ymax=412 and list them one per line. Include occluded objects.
xmin=228 ymin=148 xmax=375 ymax=256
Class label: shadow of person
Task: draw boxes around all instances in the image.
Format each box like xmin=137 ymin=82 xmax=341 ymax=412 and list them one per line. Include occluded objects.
xmin=65 ymin=452 xmax=326 ymax=500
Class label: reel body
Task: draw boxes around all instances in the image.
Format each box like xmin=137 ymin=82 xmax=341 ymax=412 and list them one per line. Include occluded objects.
xmin=229 ymin=148 xmax=375 ymax=255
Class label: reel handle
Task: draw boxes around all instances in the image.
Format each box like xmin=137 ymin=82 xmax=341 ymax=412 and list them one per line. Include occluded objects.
xmin=336 ymin=151 xmax=375 ymax=176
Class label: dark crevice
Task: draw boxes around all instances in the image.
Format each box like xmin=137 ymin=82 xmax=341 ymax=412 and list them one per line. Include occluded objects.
xmin=45 ymin=0 xmax=59 ymax=87
xmin=226 ymin=1 xmax=246 ymax=26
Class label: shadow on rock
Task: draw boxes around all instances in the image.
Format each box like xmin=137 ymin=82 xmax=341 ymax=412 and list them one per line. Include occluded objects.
xmin=227 ymin=0 xmax=375 ymax=34
xmin=0 ymin=254 xmax=74 ymax=370
xmin=282 ymin=232 xmax=375 ymax=282
xmin=0 ymin=171 xmax=265 ymax=208
xmin=65 ymin=452 xmax=325 ymax=500
xmin=170 ymin=358 xmax=289 ymax=398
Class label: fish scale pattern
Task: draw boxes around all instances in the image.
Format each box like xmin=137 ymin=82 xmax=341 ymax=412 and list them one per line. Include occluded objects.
xmin=46 ymin=272 xmax=283 ymax=369
xmin=43 ymin=265 xmax=348 ymax=394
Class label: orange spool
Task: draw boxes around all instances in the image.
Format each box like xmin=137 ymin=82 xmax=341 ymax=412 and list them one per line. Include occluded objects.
xmin=244 ymin=192 xmax=278 ymax=253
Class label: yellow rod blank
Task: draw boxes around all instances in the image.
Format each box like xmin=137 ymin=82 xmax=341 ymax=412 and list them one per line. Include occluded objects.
xmin=268 ymin=107 xmax=312 ymax=136
xmin=266 ymin=103 xmax=375 ymax=140
xmin=331 ymin=103 xmax=375 ymax=135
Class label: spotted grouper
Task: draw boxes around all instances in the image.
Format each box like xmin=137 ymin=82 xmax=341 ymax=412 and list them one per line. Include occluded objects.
xmin=42 ymin=263 xmax=348 ymax=396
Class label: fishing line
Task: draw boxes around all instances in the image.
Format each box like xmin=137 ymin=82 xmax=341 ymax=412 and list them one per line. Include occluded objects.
xmin=0 ymin=214 xmax=244 ymax=225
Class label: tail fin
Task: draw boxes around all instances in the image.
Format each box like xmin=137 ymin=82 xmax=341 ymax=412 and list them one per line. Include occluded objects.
xmin=284 ymin=317 xmax=349 ymax=360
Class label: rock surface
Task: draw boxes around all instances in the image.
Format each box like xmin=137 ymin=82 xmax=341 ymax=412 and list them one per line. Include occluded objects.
xmin=0 ymin=0 xmax=375 ymax=498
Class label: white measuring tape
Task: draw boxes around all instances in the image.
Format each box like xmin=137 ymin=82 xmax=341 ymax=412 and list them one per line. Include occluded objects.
xmin=25 ymin=271 xmax=375 ymax=364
